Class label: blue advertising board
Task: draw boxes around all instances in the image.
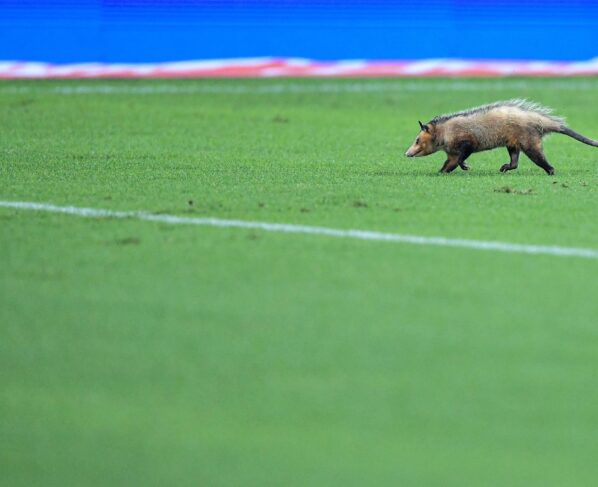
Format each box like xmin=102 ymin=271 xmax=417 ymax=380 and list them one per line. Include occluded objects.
xmin=0 ymin=0 xmax=597 ymax=63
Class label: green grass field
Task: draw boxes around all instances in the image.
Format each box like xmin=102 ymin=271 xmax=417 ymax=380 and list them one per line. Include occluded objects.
xmin=2 ymin=78 xmax=598 ymax=486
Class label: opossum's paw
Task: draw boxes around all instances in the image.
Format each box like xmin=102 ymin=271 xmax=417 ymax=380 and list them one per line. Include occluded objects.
xmin=460 ymin=163 xmax=471 ymax=171
xmin=499 ymin=164 xmax=512 ymax=173
xmin=547 ymin=168 xmax=555 ymax=176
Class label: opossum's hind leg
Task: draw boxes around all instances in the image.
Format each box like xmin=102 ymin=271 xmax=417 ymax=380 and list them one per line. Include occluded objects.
xmin=523 ymin=144 xmax=555 ymax=175
xmin=500 ymin=146 xmax=520 ymax=173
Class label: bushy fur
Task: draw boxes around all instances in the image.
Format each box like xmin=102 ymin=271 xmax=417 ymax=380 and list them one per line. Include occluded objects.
xmin=430 ymin=99 xmax=566 ymax=127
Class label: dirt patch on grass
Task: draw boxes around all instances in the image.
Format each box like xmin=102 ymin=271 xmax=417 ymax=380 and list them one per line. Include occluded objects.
xmin=114 ymin=237 xmax=141 ymax=246
xmin=494 ymin=186 xmax=534 ymax=195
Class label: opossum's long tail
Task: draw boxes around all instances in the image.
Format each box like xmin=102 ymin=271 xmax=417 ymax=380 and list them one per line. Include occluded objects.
xmin=558 ymin=127 xmax=598 ymax=147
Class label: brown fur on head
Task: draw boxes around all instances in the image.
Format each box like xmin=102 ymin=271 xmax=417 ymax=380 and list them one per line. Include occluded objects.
xmin=405 ymin=121 xmax=439 ymax=157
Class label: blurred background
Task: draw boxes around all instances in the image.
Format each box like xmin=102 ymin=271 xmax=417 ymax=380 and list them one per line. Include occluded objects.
xmin=1 ymin=0 xmax=597 ymax=64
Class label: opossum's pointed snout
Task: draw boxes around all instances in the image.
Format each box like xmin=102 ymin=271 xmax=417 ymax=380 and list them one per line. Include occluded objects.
xmin=405 ymin=150 xmax=413 ymax=157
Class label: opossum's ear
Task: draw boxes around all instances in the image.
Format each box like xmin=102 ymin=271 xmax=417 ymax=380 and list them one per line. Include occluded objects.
xmin=418 ymin=121 xmax=429 ymax=132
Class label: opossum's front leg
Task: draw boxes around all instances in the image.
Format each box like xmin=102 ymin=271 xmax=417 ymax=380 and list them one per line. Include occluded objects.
xmin=500 ymin=147 xmax=520 ymax=173
xmin=440 ymin=153 xmax=469 ymax=173
xmin=440 ymin=156 xmax=458 ymax=173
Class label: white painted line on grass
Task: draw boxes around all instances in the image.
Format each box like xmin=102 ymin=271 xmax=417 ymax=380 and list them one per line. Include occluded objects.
xmin=2 ymin=80 xmax=598 ymax=95
xmin=2 ymin=200 xmax=598 ymax=260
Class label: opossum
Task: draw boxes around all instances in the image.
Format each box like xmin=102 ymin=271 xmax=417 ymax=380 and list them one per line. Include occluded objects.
xmin=404 ymin=99 xmax=598 ymax=175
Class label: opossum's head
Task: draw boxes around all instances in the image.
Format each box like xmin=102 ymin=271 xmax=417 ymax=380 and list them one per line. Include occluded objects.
xmin=405 ymin=121 xmax=437 ymax=157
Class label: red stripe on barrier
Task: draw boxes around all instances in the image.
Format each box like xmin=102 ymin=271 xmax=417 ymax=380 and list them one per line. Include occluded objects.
xmin=1 ymin=58 xmax=598 ymax=78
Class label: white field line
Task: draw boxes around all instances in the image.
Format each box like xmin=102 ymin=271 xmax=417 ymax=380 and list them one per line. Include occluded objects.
xmin=2 ymin=80 xmax=598 ymax=95
xmin=2 ymin=200 xmax=598 ymax=259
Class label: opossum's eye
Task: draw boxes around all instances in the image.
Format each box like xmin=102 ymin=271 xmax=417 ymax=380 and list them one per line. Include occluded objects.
xmin=416 ymin=137 xmax=420 ymax=144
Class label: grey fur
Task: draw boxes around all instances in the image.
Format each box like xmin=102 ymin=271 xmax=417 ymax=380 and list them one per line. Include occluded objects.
xmin=429 ymin=99 xmax=566 ymax=127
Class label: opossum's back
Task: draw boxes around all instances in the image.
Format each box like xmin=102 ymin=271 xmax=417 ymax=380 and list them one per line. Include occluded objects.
xmin=448 ymin=107 xmax=559 ymax=148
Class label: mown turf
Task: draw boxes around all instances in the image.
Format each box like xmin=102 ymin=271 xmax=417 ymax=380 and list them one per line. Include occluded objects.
xmin=1 ymin=78 xmax=598 ymax=486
